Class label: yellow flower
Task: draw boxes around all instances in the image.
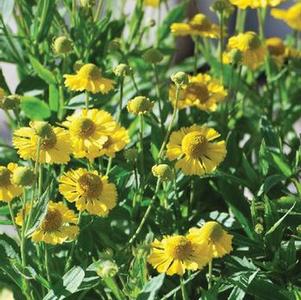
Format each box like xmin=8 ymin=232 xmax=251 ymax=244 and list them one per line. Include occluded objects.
xmin=15 ymin=203 xmax=31 ymax=226
xmin=171 ymin=13 xmax=219 ymax=38
xmin=169 ymin=73 xmax=227 ymax=112
xmin=13 ymin=122 xmax=72 ymax=164
xmin=266 ymin=37 xmax=287 ymax=66
xmin=271 ymin=3 xmax=301 ymax=31
xmin=0 ymin=163 xmax=22 ymax=202
xmin=127 ymin=96 xmax=154 ymax=115
xmin=225 ymin=31 xmax=266 ymax=69
xmin=63 ymin=109 xmax=123 ymax=160
xmin=59 ymin=168 xmax=117 ymax=216
xmin=98 ymin=125 xmax=129 ymax=158
xmin=144 ymin=0 xmax=160 ymax=7
xmin=166 ymin=125 xmax=226 ymax=176
xmin=148 ymin=234 xmax=211 ymax=276
xmin=188 ymin=221 xmax=233 ymax=258
xmin=64 ymin=63 xmax=115 ymax=94
xmin=229 ymin=0 xmax=283 ymax=9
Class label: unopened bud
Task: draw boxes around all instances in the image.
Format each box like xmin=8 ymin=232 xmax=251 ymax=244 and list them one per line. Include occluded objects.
xmin=255 ymin=223 xmax=264 ymax=234
xmin=53 ymin=36 xmax=73 ymax=55
xmin=152 ymin=164 xmax=173 ymax=181
xmin=96 ymin=260 xmax=118 ymax=278
xmin=0 ymin=94 xmax=20 ymax=110
xmin=171 ymin=71 xmax=189 ymax=86
xmin=124 ymin=148 xmax=138 ymax=163
xmin=127 ymin=96 xmax=154 ymax=115
xmin=113 ymin=64 xmax=132 ymax=77
xmin=143 ymin=48 xmax=163 ymax=64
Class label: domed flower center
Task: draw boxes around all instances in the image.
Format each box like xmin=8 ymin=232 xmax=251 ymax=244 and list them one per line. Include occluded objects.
xmin=40 ymin=132 xmax=57 ymax=150
xmin=78 ymin=173 xmax=103 ymax=198
xmin=242 ymin=32 xmax=261 ymax=50
xmin=73 ymin=117 xmax=96 ymax=138
xmin=0 ymin=167 xmax=11 ymax=187
xmin=41 ymin=209 xmax=63 ymax=232
xmin=267 ymin=38 xmax=285 ymax=56
xmin=166 ymin=236 xmax=193 ymax=260
xmin=182 ymin=132 xmax=208 ymax=158
xmin=186 ymin=83 xmax=210 ymax=103
xmin=79 ymin=64 xmax=102 ymax=80
xmin=103 ymin=136 xmax=112 ymax=149
xmin=190 ymin=14 xmax=211 ymax=31
xmin=203 ymin=221 xmax=224 ymax=242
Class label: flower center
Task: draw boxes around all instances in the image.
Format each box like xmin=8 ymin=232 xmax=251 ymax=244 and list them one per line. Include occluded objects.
xmin=190 ymin=14 xmax=211 ymax=31
xmin=72 ymin=117 xmax=96 ymax=139
xmin=242 ymin=32 xmax=261 ymax=50
xmin=166 ymin=236 xmax=193 ymax=260
xmin=78 ymin=173 xmax=103 ymax=198
xmin=182 ymin=132 xmax=208 ymax=158
xmin=203 ymin=221 xmax=224 ymax=242
xmin=267 ymin=38 xmax=285 ymax=56
xmin=186 ymin=83 xmax=210 ymax=103
xmin=40 ymin=133 xmax=57 ymax=150
xmin=41 ymin=209 xmax=63 ymax=232
xmin=103 ymin=136 xmax=112 ymax=149
xmin=79 ymin=64 xmax=102 ymax=80
xmin=0 ymin=167 xmax=11 ymax=187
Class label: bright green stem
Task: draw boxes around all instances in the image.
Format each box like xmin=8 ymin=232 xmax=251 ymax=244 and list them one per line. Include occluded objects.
xmin=219 ymin=11 xmax=225 ymax=84
xmin=103 ymin=277 xmax=125 ymax=300
xmin=157 ymin=85 xmax=180 ymax=160
xmin=117 ymin=76 xmax=124 ymax=121
xmin=207 ymin=260 xmax=213 ymax=289
xmin=153 ymin=64 xmax=164 ymax=131
xmin=128 ymin=178 xmax=161 ymax=245
xmin=180 ymin=277 xmax=189 ymax=300
xmin=44 ymin=245 xmax=51 ymax=284
xmin=235 ymin=9 xmax=246 ymax=33
xmin=139 ymin=114 xmax=145 ymax=180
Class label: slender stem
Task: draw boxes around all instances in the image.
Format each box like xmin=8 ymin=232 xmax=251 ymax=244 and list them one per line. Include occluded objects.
xmin=106 ymin=157 xmax=113 ymax=176
xmin=139 ymin=114 xmax=145 ymax=180
xmin=153 ymin=64 xmax=164 ymax=131
xmin=44 ymin=245 xmax=51 ymax=283
xmin=235 ymin=9 xmax=246 ymax=33
xmin=180 ymin=277 xmax=189 ymax=300
xmin=8 ymin=202 xmax=20 ymax=238
xmin=207 ymin=260 xmax=213 ymax=289
xmin=128 ymin=178 xmax=161 ymax=245
xmin=219 ymin=11 xmax=224 ymax=84
xmin=117 ymin=76 xmax=124 ymax=121
xmin=85 ymin=92 xmax=89 ymax=109
xmin=157 ymin=85 xmax=180 ymax=160
xmin=193 ymin=37 xmax=198 ymax=75
xmin=93 ymin=0 xmax=103 ymax=21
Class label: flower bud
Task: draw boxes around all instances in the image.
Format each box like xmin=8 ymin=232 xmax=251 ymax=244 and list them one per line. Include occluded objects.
xmin=127 ymin=96 xmax=153 ymax=115
xmin=73 ymin=60 xmax=84 ymax=72
xmin=12 ymin=167 xmax=35 ymax=187
xmin=95 ymin=260 xmax=118 ymax=278
xmin=53 ymin=36 xmax=73 ymax=55
xmin=148 ymin=19 xmax=156 ymax=27
xmin=0 ymin=94 xmax=20 ymax=110
xmin=143 ymin=48 xmax=163 ymax=64
xmin=255 ymin=223 xmax=264 ymax=234
xmin=152 ymin=164 xmax=173 ymax=181
xmin=32 ymin=121 xmax=54 ymax=138
xmin=297 ymin=225 xmax=301 ymax=235
xmin=124 ymin=148 xmax=138 ymax=163
xmin=171 ymin=71 xmax=189 ymax=86
xmin=113 ymin=64 xmax=132 ymax=77
xmin=108 ymin=39 xmax=121 ymax=51
xmin=211 ymin=0 xmax=234 ymax=16
xmin=80 ymin=0 xmax=95 ymax=7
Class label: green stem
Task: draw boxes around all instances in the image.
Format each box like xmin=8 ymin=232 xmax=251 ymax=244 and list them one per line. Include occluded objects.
xmin=44 ymin=245 xmax=51 ymax=284
xmin=235 ymin=9 xmax=246 ymax=33
xmin=157 ymin=85 xmax=180 ymax=160
xmin=128 ymin=178 xmax=161 ymax=245
xmin=153 ymin=64 xmax=164 ymax=131
xmin=85 ymin=92 xmax=89 ymax=109
xmin=106 ymin=157 xmax=113 ymax=176
xmin=139 ymin=114 xmax=145 ymax=181
xmin=207 ymin=260 xmax=213 ymax=289
xmin=8 ymin=202 xmax=20 ymax=238
xmin=180 ymin=277 xmax=189 ymax=300
xmin=117 ymin=76 xmax=124 ymax=121
xmin=219 ymin=11 xmax=224 ymax=84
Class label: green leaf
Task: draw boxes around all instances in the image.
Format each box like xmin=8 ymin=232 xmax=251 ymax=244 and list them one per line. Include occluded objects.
xmin=137 ymin=273 xmax=165 ymax=300
xmin=21 ymin=96 xmax=51 ymax=120
xmin=157 ymin=1 xmax=187 ymax=42
xmin=257 ymin=174 xmax=286 ymax=196
xmin=49 ymin=84 xmax=59 ymax=112
xmin=44 ymin=266 xmax=85 ymax=300
xmin=29 ymin=55 xmax=56 ymax=85
xmin=270 ymin=153 xmax=292 ymax=177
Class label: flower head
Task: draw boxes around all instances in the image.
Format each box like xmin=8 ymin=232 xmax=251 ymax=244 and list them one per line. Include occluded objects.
xmin=166 ymin=125 xmax=226 ymax=176
xmin=229 ymin=0 xmax=284 ymax=9
xmin=169 ymin=73 xmax=227 ymax=112
xmin=188 ymin=221 xmax=233 ymax=258
xmin=0 ymin=94 xmax=20 ymax=110
xmin=59 ymin=168 xmax=117 ymax=216
xmin=63 ymin=109 xmax=126 ymax=160
xmin=127 ymin=96 xmax=154 ymax=115
xmin=148 ymin=234 xmax=211 ymax=276
xmin=225 ymin=32 xmax=266 ymax=69
xmin=64 ymin=63 xmax=115 ymax=94
xmin=144 ymin=0 xmax=160 ymax=7
xmin=171 ymin=13 xmax=219 ymax=38
xmin=271 ymin=3 xmax=301 ymax=31
xmin=0 ymin=163 xmax=23 ymax=202
xmin=152 ymin=164 xmax=173 ymax=181
xmin=53 ymin=36 xmax=73 ymax=55
xmin=12 ymin=166 xmax=35 ymax=187
xmin=13 ymin=122 xmax=72 ymax=164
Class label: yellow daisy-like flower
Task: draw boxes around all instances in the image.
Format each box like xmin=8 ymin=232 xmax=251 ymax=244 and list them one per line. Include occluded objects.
xmin=13 ymin=122 xmax=72 ymax=164
xmin=188 ymin=221 xmax=233 ymax=258
xmin=16 ymin=201 xmax=79 ymax=245
xmin=166 ymin=125 xmax=226 ymax=176
xmin=64 ymin=63 xmax=115 ymax=94
xmin=171 ymin=13 xmax=219 ymax=38
xmin=266 ymin=37 xmax=287 ymax=66
xmin=229 ymin=0 xmax=284 ymax=9
xmin=63 ymin=109 xmax=122 ymax=160
xmin=0 ymin=163 xmax=22 ymax=202
xmin=144 ymin=0 xmax=159 ymax=7
xmin=169 ymin=73 xmax=227 ymax=112
xmin=225 ymin=31 xmax=266 ymax=69
xmin=271 ymin=3 xmax=301 ymax=31
xmin=148 ymin=234 xmax=211 ymax=276
xmin=59 ymin=168 xmax=117 ymax=216
xmin=98 ymin=125 xmax=129 ymax=158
